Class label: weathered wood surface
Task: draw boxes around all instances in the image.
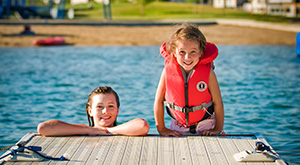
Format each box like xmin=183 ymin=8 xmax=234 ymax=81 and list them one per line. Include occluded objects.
xmin=1 ymin=134 xmax=280 ymax=165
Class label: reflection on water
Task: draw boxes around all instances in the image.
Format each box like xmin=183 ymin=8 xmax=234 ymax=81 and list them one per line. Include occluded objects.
xmin=0 ymin=45 xmax=299 ymax=164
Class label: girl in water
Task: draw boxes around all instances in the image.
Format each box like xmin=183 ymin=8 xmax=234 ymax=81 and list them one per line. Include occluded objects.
xmin=38 ymin=86 xmax=149 ymax=136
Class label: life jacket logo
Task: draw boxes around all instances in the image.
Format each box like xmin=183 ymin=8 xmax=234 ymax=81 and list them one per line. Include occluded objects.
xmin=197 ymin=81 xmax=207 ymax=92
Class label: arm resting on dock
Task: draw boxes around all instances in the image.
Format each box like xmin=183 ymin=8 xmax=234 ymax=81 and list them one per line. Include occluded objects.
xmin=202 ymin=70 xmax=224 ymax=136
xmin=154 ymin=69 xmax=182 ymax=137
xmin=106 ymin=118 xmax=149 ymax=136
xmin=37 ymin=119 xmax=107 ymax=136
xmin=37 ymin=119 xmax=149 ymax=136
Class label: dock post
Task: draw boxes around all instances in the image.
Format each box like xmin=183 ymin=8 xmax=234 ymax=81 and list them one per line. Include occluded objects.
xmin=57 ymin=0 xmax=66 ymax=19
xmin=5 ymin=0 xmax=11 ymax=19
xmin=103 ymin=0 xmax=112 ymax=20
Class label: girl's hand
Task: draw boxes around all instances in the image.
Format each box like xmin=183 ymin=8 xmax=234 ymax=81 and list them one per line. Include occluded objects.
xmin=159 ymin=127 xmax=182 ymax=137
xmin=200 ymin=129 xmax=221 ymax=136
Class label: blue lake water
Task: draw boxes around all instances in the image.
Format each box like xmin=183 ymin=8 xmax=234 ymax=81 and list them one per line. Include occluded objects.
xmin=0 ymin=45 xmax=299 ymax=164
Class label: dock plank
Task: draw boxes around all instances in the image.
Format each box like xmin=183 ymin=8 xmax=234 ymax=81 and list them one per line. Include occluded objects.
xmin=85 ymin=136 xmax=115 ymax=165
xmin=32 ymin=137 xmax=70 ymax=165
xmin=30 ymin=137 xmax=56 ymax=165
xmin=139 ymin=136 xmax=158 ymax=165
xmin=188 ymin=136 xmax=211 ymax=165
xmin=217 ymin=138 xmax=247 ymax=165
xmin=67 ymin=136 xmax=98 ymax=165
xmin=157 ymin=137 xmax=174 ymax=165
xmin=121 ymin=136 xmax=143 ymax=164
xmin=203 ymin=137 xmax=229 ymax=165
xmin=54 ymin=136 xmax=85 ymax=165
xmin=103 ymin=136 xmax=128 ymax=165
xmin=173 ymin=137 xmax=192 ymax=165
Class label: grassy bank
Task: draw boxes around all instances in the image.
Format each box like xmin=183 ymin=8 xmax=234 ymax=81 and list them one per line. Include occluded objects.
xmin=66 ymin=1 xmax=290 ymax=23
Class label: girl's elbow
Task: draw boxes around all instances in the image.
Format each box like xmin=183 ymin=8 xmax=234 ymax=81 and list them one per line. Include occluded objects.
xmin=37 ymin=122 xmax=47 ymax=135
xmin=143 ymin=120 xmax=150 ymax=135
xmin=37 ymin=119 xmax=59 ymax=136
xmin=135 ymin=118 xmax=150 ymax=135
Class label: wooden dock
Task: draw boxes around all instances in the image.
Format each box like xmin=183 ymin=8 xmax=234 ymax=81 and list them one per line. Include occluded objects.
xmin=0 ymin=133 xmax=285 ymax=165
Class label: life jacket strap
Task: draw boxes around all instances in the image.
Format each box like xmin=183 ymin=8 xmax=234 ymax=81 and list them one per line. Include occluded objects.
xmin=165 ymin=101 xmax=213 ymax=130
xmin=164 ymin=101 xmax=213 ymax=114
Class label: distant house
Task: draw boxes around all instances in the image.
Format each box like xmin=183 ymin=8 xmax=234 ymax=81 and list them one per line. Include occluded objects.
xmin=70 ymin=0 xmax=104 ymax=4
xmin=214 ymin=0 xmax=299 ymax=17
xmin=247 ymin=0 xmax=267 ymax=14
xmin=267 ymin=0 xmax=300 ymax=17
xmin=244 ymin=0 xmax=300 ymax=17
xmin=213 ymin=0 xmax=248 ymax=8
xmin=71 ymin=0 xmax=89 ymax=5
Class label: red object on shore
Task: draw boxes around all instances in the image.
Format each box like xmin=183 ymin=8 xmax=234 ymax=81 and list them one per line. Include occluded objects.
xmin=33 ymin=37 xmax=65 ymax=46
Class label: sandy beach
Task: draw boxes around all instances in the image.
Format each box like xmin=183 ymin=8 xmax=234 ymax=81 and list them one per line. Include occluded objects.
xmin=0 ymin=22 xmax=298 ymax=47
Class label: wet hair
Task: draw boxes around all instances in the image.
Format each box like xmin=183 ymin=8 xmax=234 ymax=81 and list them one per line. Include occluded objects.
xmin=166 ymin=23 xmax=206 ymax=61
xmin=85 ymin=86 xmax=120 ymax=127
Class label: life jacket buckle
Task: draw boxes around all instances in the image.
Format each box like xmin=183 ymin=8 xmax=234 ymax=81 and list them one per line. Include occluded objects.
xmin=189 ymin=124 xmax=197 ymax=134
xmin=201 ymin=102 xmax=207 ymax=110
xmin=183 ymin=107 xmax=193 ymax=113
xmin=169 ymin=102 xmax=175 ymax=109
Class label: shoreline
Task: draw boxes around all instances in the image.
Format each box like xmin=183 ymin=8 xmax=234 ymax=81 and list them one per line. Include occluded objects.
xmin=0 ymin=19 xmax=298 ymax=47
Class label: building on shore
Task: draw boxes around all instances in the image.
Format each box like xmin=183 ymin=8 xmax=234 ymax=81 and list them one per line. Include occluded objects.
xmin=214 ymin=0 xmax=300 ymax=17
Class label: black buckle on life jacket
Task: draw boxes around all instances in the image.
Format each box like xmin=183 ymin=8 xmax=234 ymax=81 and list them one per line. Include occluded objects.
xmin=184 ymin=106 xmax=193 ymax=129
xmin=189 ymin=125 xmax=196 ymax=134
xmin=182 ymin=107 xmax=193 ymax=113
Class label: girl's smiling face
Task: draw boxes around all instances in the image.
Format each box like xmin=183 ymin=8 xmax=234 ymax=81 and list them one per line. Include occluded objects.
xmin=174 ymin=39 xmax=203 ymax=74
xmin=88 ymin=93 xmax=119 ymax=127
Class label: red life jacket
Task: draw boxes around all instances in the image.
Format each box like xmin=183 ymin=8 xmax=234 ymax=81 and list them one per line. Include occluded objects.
xmin=160 ymin=42 xmax=218 ymax=127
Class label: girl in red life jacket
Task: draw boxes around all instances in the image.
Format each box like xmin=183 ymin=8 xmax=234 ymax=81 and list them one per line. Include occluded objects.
xmin=154 ymin=23 xmax=224 ymax=137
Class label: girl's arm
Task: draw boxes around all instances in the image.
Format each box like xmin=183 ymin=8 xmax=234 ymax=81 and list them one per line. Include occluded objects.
xmin=106 ymin=118 xmax=149 ymax=136
xmin=38 ymin=118 xmax=149 ymax=136
xmin=154 ymin=69 xmax=182 ymax=137
xmin=37 ymin=119 xmax=107 ymax=136
xmin=202 ymin=69 xmax=224 ymax=136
